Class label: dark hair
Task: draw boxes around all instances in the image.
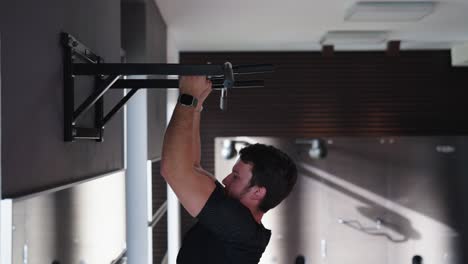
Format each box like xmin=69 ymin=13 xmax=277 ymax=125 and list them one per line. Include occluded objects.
xmin=295 ymin=255 xmax=306 ymax=264
xmin=239 ymin=143 xmax=298 ymax=212
xmin=412 ymin=255 xmax=423 ymax=264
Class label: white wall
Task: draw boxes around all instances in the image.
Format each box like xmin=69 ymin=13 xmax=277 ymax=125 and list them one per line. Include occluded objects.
xmin=0 ymin=36 xmax=10 ymax=264
xmin=166 ymin=27 xmax=181 ymax=264
xmin=1 ymin=201 xmax=13 ymax=264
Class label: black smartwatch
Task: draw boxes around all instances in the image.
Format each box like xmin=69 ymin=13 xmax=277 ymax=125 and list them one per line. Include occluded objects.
xmin=178 ymin=93 xmax=198 ymax=108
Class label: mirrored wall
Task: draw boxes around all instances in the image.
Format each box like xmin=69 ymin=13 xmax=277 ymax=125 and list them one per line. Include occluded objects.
xmin=215 ymin=137 xmax=466 ymax=264
xmin=11 ymin=171 xmax=126 ymax=264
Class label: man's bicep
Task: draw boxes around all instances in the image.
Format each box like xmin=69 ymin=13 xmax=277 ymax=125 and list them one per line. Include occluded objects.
xmin=194 ymin=166 xmax=216 ymax=180
xmin=165 ymin=170 xmax=216 ymax=217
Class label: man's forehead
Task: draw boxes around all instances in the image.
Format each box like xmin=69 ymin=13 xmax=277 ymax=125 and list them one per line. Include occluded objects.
xmin=233 ymin=160 xmax=253 ymax=173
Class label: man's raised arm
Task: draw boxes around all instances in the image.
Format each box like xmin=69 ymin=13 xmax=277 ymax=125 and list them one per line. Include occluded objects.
xmin=160 ymin=76 xmax=216 ymax=217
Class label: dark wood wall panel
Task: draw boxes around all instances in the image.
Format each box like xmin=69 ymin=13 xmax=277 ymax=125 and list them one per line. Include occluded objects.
xmin=178 ymin=51 xmax=468 ymax=234
xmin=0 ymin=0 xmax=123 ymax=198
xmin=183 ymin=51 xmax=468 ymax=138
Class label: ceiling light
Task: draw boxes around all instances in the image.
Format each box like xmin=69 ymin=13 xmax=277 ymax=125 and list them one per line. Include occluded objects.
xmin=346 ymin=1 xmax=437 ymax=22
xmin=320 ymin=31 xmax=389 ymax=45
xmin=295 ymin=139 xmax=328 ymax=159
xmin=435 ymin=145 xmax=456 ymax=154
xmin=308 ymin=139 xmax=327 ymax=159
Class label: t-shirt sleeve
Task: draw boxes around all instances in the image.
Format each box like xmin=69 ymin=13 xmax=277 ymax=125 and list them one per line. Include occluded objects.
xmin=196 ymin=181 xmax=257 ymax=243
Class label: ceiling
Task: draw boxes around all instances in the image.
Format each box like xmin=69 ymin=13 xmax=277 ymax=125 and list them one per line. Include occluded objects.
xmin=154 ymin=0 xmax=468 ymax=51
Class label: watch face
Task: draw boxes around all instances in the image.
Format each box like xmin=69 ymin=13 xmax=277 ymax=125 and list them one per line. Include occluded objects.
xmin=179 ymin=94 xmax=197 ymax=107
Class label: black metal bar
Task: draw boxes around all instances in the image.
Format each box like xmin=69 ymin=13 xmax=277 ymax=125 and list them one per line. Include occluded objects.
xmin=217 ymin=80 xmax=264 ymax=89
xmin=73 ymin=63 xmax=275 ymax=76
xmin=73 ymin=63 xmax=225 ymax=76
xmin=112 ymin=79 xmax=178 ymax=88
xmin=232 ymin=64 xmax=274 ymax=74
xmin=102 ymin=88 xmax=139 ymax=126
xmin=73 ymin=127 xmax=101 ymax=140
xmin=95 ymin=59 xmax=105 ymax=142
xmin=62 ymin=33 xmax=75 ymax=142
xmin=73 ymin=75 xmax=121 ymax=123
xmin=73 ymin=50 xmax=99 ymax=64
xmin=111 ymin=79 xmax=265 ymax=89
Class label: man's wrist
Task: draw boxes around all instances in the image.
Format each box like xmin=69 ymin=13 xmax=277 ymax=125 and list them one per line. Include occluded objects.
xmin=195 ymin=105 xmax=203 ymax=113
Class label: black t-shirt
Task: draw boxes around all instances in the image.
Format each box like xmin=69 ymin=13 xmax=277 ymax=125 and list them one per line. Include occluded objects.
xmin=177 ymin=181 xmax=272 ymax=264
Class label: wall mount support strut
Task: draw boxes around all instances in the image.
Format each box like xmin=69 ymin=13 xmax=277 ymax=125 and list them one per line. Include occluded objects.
xmin=61 ymin=32 xmax=274 ymax=142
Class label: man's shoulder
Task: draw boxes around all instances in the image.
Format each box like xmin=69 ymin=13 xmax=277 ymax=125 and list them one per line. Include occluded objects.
xmin=197 ymin=181 xmax=267 ymax=240
xmin=210 ymin=181 xmax=253 ymax=216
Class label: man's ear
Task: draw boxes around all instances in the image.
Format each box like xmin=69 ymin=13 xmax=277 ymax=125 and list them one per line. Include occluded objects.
xmin=252 ymin=186 xmax=267 ymax=201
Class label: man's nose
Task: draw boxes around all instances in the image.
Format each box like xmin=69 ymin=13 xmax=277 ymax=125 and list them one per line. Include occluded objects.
xmin=222 ymin=174 xmax=231 ymax=185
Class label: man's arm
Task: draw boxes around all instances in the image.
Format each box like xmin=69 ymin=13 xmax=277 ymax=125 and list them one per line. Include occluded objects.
xmin=193 ymin=108 xmax=216 ymax=180
xmin=193 ymin=109 xmax=202 ymax=168
xmin=160 ymin=76 xmax=216 ymax=218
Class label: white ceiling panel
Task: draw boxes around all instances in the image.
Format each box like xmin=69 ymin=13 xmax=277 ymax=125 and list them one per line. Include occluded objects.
xmin=154 ymin=0 xmax=468 ymax=51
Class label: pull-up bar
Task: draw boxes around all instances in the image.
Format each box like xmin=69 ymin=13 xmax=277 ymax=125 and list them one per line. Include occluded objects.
xmin=72 ymin=63 xmax=273 ymax=76
xmin=61 ymin=32 xmax=274 ymax=142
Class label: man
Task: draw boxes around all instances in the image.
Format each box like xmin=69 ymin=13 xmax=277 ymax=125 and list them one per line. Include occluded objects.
xmin=161 ymin=76 xmax=297 ymax=263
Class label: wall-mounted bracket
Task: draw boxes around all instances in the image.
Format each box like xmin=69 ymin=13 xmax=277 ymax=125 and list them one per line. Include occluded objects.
xmin=61 ymin=32 xmax=274 ymax=142
xmin=322 ymin=45 xmax=334 ymax=57
xmin=386 ymin=40 xmax=401 ymax=56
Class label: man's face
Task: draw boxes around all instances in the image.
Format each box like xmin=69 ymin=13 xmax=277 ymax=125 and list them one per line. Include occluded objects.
xmin=222 ymin=159 xmax=254 ymax=200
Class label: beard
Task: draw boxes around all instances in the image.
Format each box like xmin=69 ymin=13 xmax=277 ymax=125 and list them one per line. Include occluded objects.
xmin=226 ymin=185 xmax=251 ymax=200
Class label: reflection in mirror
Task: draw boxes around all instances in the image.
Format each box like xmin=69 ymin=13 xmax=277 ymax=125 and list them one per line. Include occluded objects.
xmin=215 ymin=136 xmax=465 ymax=264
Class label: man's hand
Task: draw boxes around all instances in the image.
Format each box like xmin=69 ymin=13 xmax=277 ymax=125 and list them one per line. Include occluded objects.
xmin=179 ymin=76 xmax=212 ymax=111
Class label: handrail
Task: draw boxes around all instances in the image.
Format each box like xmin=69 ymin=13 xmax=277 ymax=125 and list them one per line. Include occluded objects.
xmin=149 ymin=201 xmax=168 ymax=228
xmin=111 ymin=200 xmax=167 ymax=263
xmin=110 ymin=248 xmax=169 ymax=264
xmin=161 ymin=252 xmax=168 ymax=264
xmin=110 ymin=248 xmax=127 ymax=264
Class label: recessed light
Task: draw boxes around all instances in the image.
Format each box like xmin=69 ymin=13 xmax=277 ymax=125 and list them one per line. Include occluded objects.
xmin=346 ymin=1 xmax=437 ymax=22
xmin=436 ymin=145 xmax=456 ymax=154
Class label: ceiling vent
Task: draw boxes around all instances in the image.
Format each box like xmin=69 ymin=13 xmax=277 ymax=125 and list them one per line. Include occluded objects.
xmin=320 ymin=31 xmax=389 ymax=45
xmin=346 ymin=1 xmax=437 ymax=22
